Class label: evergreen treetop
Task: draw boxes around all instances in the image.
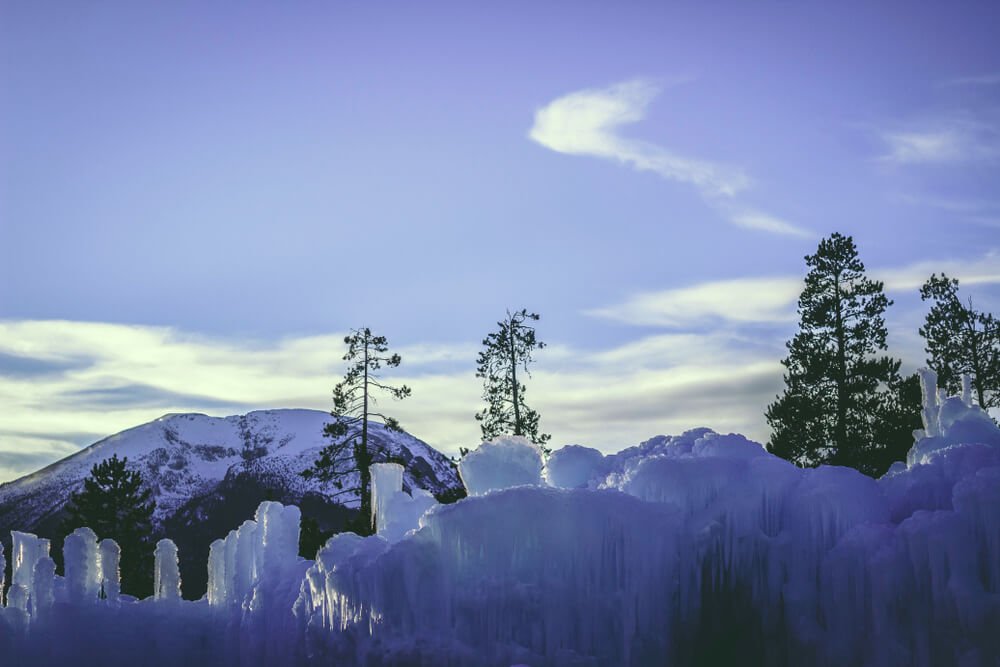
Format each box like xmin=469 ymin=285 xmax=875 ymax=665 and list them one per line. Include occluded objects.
xmin=919 ymin=273 xmax=999 ymax=410
xmin=303 ymin=327 xmax=411 ymax=534
xmin=62 ymin=453 xmax=155 ymax=597
xmin=475 ymin=309 xmax=550 ymax=450
xmin=766 ymin=233 xmax=915 ymax=475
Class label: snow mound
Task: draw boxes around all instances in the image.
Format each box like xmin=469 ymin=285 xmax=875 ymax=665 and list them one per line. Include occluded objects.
xmin=458 ymin=435 xmax=544 ymax=496
xmin=543 ymin=444 xmax=607 ymax=488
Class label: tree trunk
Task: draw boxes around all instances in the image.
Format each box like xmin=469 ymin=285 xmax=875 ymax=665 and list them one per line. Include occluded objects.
xmin=509 ymin=317 xmax=522 ymax=435
xmin=361 ymin=332 xmax=372 ymax=532
xmin=834 ymin=275 xmax=848 ymax=465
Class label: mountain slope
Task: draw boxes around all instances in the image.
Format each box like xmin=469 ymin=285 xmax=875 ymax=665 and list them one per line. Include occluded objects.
xmin=0 ymin=409 xmax=463 ymax=596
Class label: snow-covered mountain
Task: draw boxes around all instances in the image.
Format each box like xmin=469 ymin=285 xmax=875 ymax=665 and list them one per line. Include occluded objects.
xmin=0 ymin=409 xmax=463 ymax=595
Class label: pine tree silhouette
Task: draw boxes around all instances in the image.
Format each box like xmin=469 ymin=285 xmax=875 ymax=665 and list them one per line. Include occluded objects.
xmin=62 ymin=454 xmax=155 ymax=597
xmin=302 ymin=327 xmax=411 ymax=534
xmin=475 ymin=309 xmax=550 ymax=452
xmin=766 ymin=233 xmax=915 ymax=476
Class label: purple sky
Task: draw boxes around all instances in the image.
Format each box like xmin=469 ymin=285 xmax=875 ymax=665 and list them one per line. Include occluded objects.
xmin=2 ymin=1 xmax=999 ymax=481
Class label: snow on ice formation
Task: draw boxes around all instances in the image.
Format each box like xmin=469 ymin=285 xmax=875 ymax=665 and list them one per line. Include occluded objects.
xmin=1 ymin=372 xmax=999 ymax=666
xmin=459 ymin=435 xmax=544 ymax=495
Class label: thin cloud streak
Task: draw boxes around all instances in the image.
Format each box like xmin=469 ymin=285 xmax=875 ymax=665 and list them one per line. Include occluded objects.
xmin=529 ymin=79 xmax=750 ymax=198
xmin=730 ymin=212 xmax=814 ymax=239
xmin=530 ymin=79 xmax=816 ymax=239
xmin=880 ymin=117 xmax=1000 ymax=165
xmin=585 ymin=277 xmax=802 ymax=328
xmin=588 ymin=254 xmax=1000 ymax=330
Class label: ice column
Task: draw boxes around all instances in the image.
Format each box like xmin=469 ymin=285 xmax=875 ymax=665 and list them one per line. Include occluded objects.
xmin=256 ymin=501 xmax=301 ymax=575
xmin=99 ymin=538 xmax=121 ymax=602
xmin=11 ymin=531 xmax=51 ymax=613
xmin=154 ymin=538 xmax=182 ymax=601
xmin=0 ymin=542 xmax=5 ymax=607
xmin=371 ymin=462 xmax=404 ymax=533
xmin=962 ymin=373 xmax=972 ymax=406
xmin=64 ymin=527 xmax=100 ymax=603
xmin=207 ymin=538 xmax=228 ymax=607
xmin=32 ymin=557 xmax=56 ymax=619
xmin=918 ymin=368 xmax=941 ymax=437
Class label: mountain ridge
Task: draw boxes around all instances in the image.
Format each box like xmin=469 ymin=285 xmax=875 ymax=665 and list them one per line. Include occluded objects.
xmin=0 ymin=408 xmax=464 ymax=597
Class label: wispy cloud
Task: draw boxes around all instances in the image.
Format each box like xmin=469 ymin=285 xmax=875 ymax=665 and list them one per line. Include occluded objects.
xmin=873 ymin=253 xmax=1000 ymax=291
xmin=0 ymin=319 xmax=787 ymax=479
xmin=586 ymin=277 xmax=802 ymax=328
xmin=529 ymin=79 xmax=750 ymax=198
xmin=729 ymin=211 xmax=814 ymax=239
xmin=880 ymin=117 xmax=1000 ymax=164
xmin=3 ymin=253 xmax=997 ymax=482
xmin=529 ymin=79 xmax=814 ymax=239
xmin=587 ymin=253 xmax=1000 ymax=329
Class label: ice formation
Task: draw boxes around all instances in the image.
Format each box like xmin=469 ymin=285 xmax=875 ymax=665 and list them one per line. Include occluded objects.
xmin=543 ymin=444 xmax=607 ymax=488
xmin=459 ymin=434 xmax=544 ymax=495
xmin=1 ymin=373 xmax=998 ymax=666
xmin=153 ymin=538 xmax=181 ymax=601
xmin=98 ymin=539 xmax=121 ymax=602
xmin=64 ymin=526 xmax=100 ymax=603
xmin=371 ymin=462 xmax=405 ymax=533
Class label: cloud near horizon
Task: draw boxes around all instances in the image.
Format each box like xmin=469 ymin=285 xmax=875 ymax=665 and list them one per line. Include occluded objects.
xmin=0 ymin=318 xmax=787 ymax=483
xmin=586 ymin=253 xmax=1000 ymax=329
xmin=1 ymin=253 xmax=996 ymax=484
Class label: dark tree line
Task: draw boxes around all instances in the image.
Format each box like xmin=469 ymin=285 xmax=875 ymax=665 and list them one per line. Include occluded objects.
xmin=767 ymin=232 xmax=998 ymax=477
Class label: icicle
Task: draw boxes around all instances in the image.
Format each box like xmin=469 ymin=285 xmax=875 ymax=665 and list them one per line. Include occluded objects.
xmin=961 ymin=374 xmax=972 ymax=406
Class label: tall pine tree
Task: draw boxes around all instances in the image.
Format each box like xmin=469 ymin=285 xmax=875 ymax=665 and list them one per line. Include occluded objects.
xmin=919 ymin=273 xmax=999 ymax=410
xmin=766 ymin=233 xmax=911 ymax=476
xmin=475 ymin=309 xmax=550 ymax=450
xmin=62 ymin=454 xmax=155 ymax=597
xmin=302 ymin=327 xmax=411 ymax=534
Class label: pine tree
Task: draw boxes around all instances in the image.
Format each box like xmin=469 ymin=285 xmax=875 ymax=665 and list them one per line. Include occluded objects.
xmin=766 ymin=233 xmax=908 ymax=476
xmin=62 ymin=454 xmax=155 ymax=597
xmin=919 ymin=273 xmax=1000 ymax=410
xmin=475 ymin=309 xmax=550 ymax=451
xmin=302 ymin=327 xmax=411 ymax=534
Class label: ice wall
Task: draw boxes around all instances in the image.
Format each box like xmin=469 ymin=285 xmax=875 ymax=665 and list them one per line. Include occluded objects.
xmin=4 ymin=376 xmax=999 ymax=666
xmin=293 ymin=380 xmax=1000 ymax=666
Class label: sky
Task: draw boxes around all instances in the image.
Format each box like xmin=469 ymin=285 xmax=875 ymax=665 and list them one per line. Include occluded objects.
xmin=2 ymin=1 xmax=999 ymax=483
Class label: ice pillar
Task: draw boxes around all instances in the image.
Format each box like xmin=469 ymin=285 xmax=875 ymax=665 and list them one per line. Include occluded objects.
xmin=11 ymin=531 xmax=51 ymax=613
xmin=371 ymin=462 xmax=404 ymax=534
xmin=99 ymin=538 xmax=121 ymax=602
xmin=64 ymin=527 xmax=100 ymax=603
xmin=154 ymin=538 xmax=181 ymax=601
